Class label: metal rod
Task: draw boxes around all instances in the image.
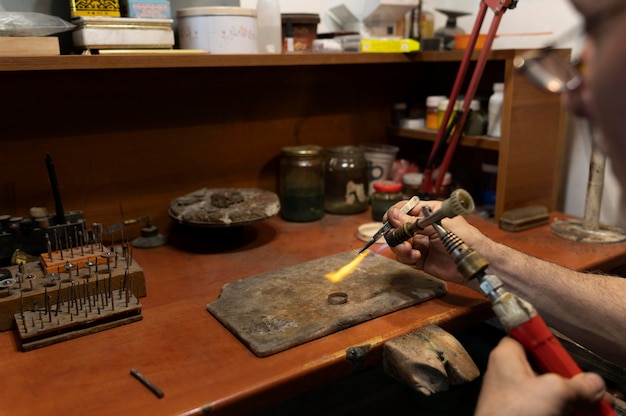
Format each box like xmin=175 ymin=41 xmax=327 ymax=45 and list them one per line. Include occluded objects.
xmin=45 ymin=153 xmax=66 ymax=225
xmin=130 ymin=369 xmax=164 ymax=399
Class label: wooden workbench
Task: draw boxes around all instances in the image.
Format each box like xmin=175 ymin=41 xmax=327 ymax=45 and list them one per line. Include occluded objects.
xmin=0 ymin=210 xmax=624 ymax=415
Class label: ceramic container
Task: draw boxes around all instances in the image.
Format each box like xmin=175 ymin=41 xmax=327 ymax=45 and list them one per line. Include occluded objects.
xmin=177 ymin=6 xmax=257 ymax=53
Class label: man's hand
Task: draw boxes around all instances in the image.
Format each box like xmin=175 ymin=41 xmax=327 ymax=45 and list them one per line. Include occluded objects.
xmin=386 ymin=200 xmax=480 ymax=285
xmin=475 ymin=337 xmax=610 ymax=416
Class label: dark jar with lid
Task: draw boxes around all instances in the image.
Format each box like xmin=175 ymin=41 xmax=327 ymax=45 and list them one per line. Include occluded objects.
xmin=279 ymin=145 xmax=324 ymax=222
xmin=371 ymin=180 xmax=404 ymax=221
xmin=324 ymin=146 xmax=369 ymax=214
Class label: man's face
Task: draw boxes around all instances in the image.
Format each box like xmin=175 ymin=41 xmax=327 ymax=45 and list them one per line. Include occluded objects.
xmin=571 ymin=0 xmax=626 ymax=184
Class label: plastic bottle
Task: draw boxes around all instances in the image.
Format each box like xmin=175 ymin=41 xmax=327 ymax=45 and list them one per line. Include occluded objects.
xmin=480 ymin=163 xmax=498 ymax=206
xmin=487 ymin=83 xmax=504 ymax=137
xmin=425 ymin=95 xmax=446 ymax=130
xmin=256 ymin=0 xmax=282 ymax=54
xmin=437 ymin=98 xmax=460 ymax=130
xmin=419 ymin=10 xmax=435 ymax=39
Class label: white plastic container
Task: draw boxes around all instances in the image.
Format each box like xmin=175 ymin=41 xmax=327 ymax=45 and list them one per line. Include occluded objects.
xmin=256 ymin=0 xmax=281 ymax=53
xmin=177 ymin=7 xmax=258 ymax=53
xmin=487 ymin=82 xmax=504 ymax=138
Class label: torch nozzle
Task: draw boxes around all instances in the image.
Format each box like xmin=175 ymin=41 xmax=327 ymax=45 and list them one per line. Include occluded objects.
xmin=384 ymin=189 xmax=475 ymax=248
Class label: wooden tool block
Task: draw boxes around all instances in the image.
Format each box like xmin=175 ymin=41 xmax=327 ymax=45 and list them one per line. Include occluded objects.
xmin=208 ymin=251 xmax=447 ymax=357
xmin=40 ymin=246 xmax=112 ymax=274
xmin=14 ymin=293 xmax=142 ymax=351
xmin=0 ymin=258 xmax=146 ymax=332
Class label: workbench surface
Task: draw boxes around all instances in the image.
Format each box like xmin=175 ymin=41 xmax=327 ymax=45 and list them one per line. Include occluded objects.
xmin=0 ymin=210 xmax=624 ymax=415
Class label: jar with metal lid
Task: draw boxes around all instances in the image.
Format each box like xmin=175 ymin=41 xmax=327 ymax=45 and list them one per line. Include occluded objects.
xmin=371 ymin=180 xmax=404 ymax=221
xmin=402 ymin=172 xmax=423 ymax=198
xmin=324 ymin=146 xmax=369 ymax=214
xmin=279 ymin=145 xmax=324 ymax=222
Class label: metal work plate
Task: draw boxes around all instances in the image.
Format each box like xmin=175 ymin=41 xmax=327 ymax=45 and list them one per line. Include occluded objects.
xmin=207 ymin=251 xmax=447 ymax=357
xmin=168 ymin=188 xmax=280 ymax=228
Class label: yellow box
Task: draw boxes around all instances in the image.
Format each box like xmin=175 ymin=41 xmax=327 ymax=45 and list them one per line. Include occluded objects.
xmin=360 ymin=38 xmax=420 ymax=53
xmin=71 ymin=0 xmax=121 ymax=17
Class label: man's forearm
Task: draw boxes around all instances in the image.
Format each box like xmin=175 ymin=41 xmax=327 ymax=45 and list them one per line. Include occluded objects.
xmin=477 ymin=238 xmax=626 ymax=366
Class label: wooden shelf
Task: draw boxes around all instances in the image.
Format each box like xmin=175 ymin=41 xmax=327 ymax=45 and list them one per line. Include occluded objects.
xmin=389 ymin=126 xmax=501 ymax=151
xmin=0 ymin=49 xmax=519 ymax=72
xmin=0 ymin=47 xmax=564 ymax=237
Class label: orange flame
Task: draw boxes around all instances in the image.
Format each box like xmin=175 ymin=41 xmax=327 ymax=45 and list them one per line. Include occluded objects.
xmin=325 ymin=251 xmax=369 ymax=283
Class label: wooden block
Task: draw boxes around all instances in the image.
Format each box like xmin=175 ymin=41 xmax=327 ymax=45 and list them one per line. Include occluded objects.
xmin=0 ymin=258 xmax=146 ymax=331
xmin=0 ymin=37 xmax=60 ymax=57
xmin=14 ymin=297 xmax=142 ymax=351
xmin=40 ymin=247 xmax=111 ymax=274
xmin=383 ymin=325 xmax=480 ymax=395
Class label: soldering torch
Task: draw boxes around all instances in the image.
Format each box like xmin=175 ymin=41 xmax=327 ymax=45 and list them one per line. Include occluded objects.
xmin=426 ymin=210 xmax=616 ymax=416
xmin=383 ymin=188 xmax=475 ymax=248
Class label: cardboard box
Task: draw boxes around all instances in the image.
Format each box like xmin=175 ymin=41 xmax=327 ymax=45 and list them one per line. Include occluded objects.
xmin=72 ymin=16 xmax=174 ymax=50
xmin=0 ymin=37 xmax=60 ymax=56
xmin=361 ymin=38 xmax=420 ymax=53
xmin=120 ymin=0 xmax=171 ymax=19
xmin=70 ymin=0 xmax=121 ymax=18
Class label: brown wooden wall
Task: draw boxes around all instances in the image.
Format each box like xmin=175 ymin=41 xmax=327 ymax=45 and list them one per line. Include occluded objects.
xmin=0 ymin=63 xmax=416 ymax=238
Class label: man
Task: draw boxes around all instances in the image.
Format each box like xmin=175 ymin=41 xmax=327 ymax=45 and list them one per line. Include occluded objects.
xmin=387 ymin=0 xmax=626 ymax=414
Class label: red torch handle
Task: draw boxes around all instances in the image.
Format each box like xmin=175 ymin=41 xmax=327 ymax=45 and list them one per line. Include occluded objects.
xmin=509 ymin=315 xmax=616 ymax=416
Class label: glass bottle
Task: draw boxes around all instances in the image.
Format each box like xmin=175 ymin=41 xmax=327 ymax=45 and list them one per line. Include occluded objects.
xmin=279 ymin=145 xmax=324 ymax=222
xmin=371 ymin=180 xmax=404 ymax=221
xmin=402 ymin=172 xmax=423 ymax=198
xmin=324 ymin=146 xmax=369 ymax=214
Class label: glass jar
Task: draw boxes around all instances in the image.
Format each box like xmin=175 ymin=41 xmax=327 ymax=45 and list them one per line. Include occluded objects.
xmin=279 ymin=145 xmax=324 ymax=222
xmin=464 ymin=99 xmax=486 ymax=136
xmin=371 ymin=180 xmax=404 ymax=221
xmin=402 ymin=172 xmax=423 ymax=198
xmin=324 ymin=146 xmax=369 ymax=214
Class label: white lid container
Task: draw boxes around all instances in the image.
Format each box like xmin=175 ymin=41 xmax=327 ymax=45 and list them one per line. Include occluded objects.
xmin=426 ymin=95 xmax=446 ymax=108
xmin=177 ymin=7 xmax=258 ymax=54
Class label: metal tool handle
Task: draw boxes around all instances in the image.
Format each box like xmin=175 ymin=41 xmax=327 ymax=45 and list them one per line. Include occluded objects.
xmin=510 ymin=315 xmax=616 ymax=416
xmin=384 ymin=189 xmax=475 ymax=247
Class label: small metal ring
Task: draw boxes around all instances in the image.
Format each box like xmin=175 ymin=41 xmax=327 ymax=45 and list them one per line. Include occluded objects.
xmin=327 ymin=292 xmax=348 ymax=305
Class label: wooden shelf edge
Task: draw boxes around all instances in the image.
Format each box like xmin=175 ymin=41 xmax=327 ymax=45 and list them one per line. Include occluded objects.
xmin=0 ymin=49 xmax=524 ymax=72
xmin=389 ymin=127 xmax=501 ymax=151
